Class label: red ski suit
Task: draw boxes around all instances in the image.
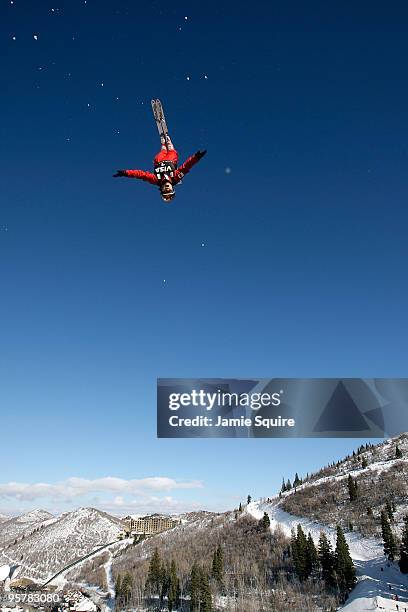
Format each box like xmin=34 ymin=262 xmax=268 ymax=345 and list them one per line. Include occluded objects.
xmin=122 ymin=148 xmax=203 ymax=186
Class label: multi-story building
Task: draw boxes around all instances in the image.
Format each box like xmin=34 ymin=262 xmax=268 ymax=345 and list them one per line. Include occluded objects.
xmin=122 ymin=514 xmax=180 ymax=536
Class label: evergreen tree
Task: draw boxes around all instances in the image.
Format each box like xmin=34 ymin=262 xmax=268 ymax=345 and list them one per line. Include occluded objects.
xmin=281 ymin=477 xmax=287 ymax=493
xmin=200 ymin=568 xmax=212 ymax=611
xmin=286 ymin=478 xmax=292 ymax=490
xmin=212 ymin=545 xmax=224 ymax=584
xmin=399 ymin=515 xmax=408 ymax=574
xmin=115 ymin=574 xmax=122 ymax=599
xmin=247 ymin=494 xmax=252 ymax=504
xmin=293 ymin=472 xmax=301 ymax=487
xmin=190 ymin=563 xmax=201 ymax=610
xmin=306 ymin=533 xmax=319 ymax=576
xmin=318 ymin=532 xmax=335 ymax=586
xmin=168 ymin=560 xmax=180 ymax=611
xmin=118 ymin=572 xmax=133 ymax=608
xmin=347 ymin=475 xmax=358 ymax=501
xmin=146 ymin=547 xmax=162 ymax=597
xmin=292 ymin=524 xmax=309 ymax=580
xmin=361 ymin=456 xmax=368 ymax=468
xmin=381 ymin=510 xmax=397 ymax=561
xmin=334 ymin=526 xmax=356 ymax=594
xmin=386 ymin=499 xmax=394 ymax=522
xmin=261 ymin=512 xmax=270 ymax=530
xmin=238 ymin=502 xmax=242 ymax=512
xmin=160 ymin=563 xmax=170 ymax=605
xmin=396 ymin=445 xmax=403 ymax=459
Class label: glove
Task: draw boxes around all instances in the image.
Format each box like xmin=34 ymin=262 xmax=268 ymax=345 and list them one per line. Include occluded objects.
xmin=195 ymin=150 xmax=207 ymax=160
xmin=113 ymin=170 xmax=127 ymax=177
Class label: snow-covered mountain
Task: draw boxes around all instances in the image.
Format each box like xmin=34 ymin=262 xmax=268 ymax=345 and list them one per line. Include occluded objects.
xmin=248 ymin=498 xmax=408 ymax=611
xmin=246 ymin=433 xmax=408 ymax=611
xmin=280 ymin=432 xmax=408 ymax=537
xmin=14 ymin=509 xmax=54 ymax=524
xmin=0 ymin=507 xmax=123 ymax=582
xmin=0 ymin=509 xmax=55 ymax=547
xmin=0 ymin=435 xmax=406 ymax=611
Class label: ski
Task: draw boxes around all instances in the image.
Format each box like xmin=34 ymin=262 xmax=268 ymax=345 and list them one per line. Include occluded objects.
xmin=151 ymin=99 xmax=161 ymax=134
xmin=151 ymin=99 xmax=168 ymax=136
xmin=155 ymin=99 xmax=169 ymax=134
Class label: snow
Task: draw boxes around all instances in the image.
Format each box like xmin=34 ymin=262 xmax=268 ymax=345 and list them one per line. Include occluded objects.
xmin=0 ymin=507 xmax=123 ymax=581
xmin=249 ymin=500 xmax=381 ymax=560
xmin=276 ymin=435 xmax=408 ymax=539
xmin=248 ymin=499 xmax=408 ymax=611
xmin=104 ymin=552 xmax=115 ymax=598
xmin=0 ymin=563 xmax=10 ymax=580
xmin=281 ymin=458 xmax=408 ymax=501
xmin=15 ymin=509 xmax=53 ymax=524
xmin=340 ymin=556 xmax=408 ymax=610
xmin=73 ymin=598 xmax=97 ymax=611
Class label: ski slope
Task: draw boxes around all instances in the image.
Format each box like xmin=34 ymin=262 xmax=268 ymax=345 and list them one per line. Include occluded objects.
xmin=248 ymin=500 xmax=408 ymax=611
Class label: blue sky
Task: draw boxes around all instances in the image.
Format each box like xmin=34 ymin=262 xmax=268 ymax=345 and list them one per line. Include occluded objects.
xmin=0 ymin=1 xmax=407 ymax=516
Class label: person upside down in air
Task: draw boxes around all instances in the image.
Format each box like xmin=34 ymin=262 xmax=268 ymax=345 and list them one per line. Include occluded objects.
xmin=113 ymin=134 xmax=206 ymax=202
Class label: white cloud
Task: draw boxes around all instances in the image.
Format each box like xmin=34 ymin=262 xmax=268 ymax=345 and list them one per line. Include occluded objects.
xmin=0 ymin=476 xmax=203 ymax=502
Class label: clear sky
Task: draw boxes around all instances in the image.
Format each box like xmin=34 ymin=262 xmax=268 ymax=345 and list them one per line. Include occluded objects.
xmin=0 ymin=1 xmax=407 ymax=517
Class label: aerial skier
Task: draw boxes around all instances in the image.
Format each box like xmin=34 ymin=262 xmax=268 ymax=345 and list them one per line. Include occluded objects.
xmin=113 ymin=99 xmax=207 ymax=202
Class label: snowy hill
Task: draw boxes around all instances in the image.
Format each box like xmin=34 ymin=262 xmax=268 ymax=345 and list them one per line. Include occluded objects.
xmin=0 ymin=507 xmax=123 ymax=582
xmin=0 ymin=509 xmax=55 ymax=546
xmin=280 ymin=433 xmax=408 ymax=537
xmin=246 ymin=434 xmax=408 ymax=611
xmin=248 ymin=498 xmax=408 ymax=611
xmin=14 ymin=509 xmax=54 ymax=524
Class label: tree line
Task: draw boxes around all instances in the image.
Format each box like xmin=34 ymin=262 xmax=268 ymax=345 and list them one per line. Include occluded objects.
xmin=133 ymin=544 xmax=226 ymax=610
xmin=291 ymin=524 xmax=356 ymax=600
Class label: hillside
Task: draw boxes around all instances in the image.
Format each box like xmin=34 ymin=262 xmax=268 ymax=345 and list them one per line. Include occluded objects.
xmin=0 ymin=507 xmax=123 ymax=581
xmin=69 ymin=510 xmax=341 ymax=611
xmin=248 ymin=498 xmax=408 ymax=612
xmin=0 ymin=436 xmax=407 ymax=610
xmin=280 ymin=433 xmax=408 ymax=537
xmin=0 ymin=509 xmax=55 ymax=547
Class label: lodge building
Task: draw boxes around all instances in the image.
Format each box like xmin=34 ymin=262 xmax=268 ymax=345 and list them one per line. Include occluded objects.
xmin=123 ymin=514 xmax=180 ymax=536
